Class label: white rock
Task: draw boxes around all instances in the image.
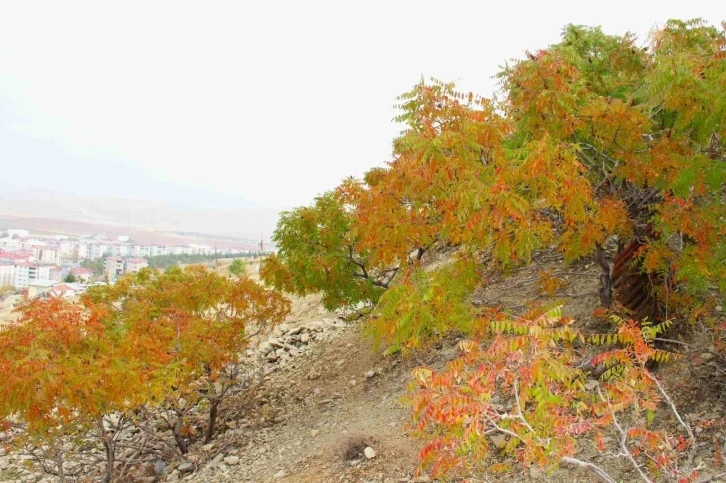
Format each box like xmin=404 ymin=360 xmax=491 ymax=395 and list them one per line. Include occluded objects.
xmin=310 ymin=429 xmax=320 ymax=437
xmin=584 ymin=379 xmax=598 ymax=391
xmin=274 ymin=469 xmax=287 ymax=479
xmin=364 ymin=447 xmax=376 ymax=459
xmin=300 ymin=333 xmax=310 ymax=344
xmin=223 ymin=455 xmax=240 ymax=465
xmin=306 ymin=321 xmax=324 ymax=331
xmin=178 ymin=462 xmax=194 ymax=473
xmin=208 ymin=453 xmax=225 ymax=468
xmin=258 ymin=342 xmax=274 ymax=355
xmin=490 ymin=434 xmax=507 ymax=449
xmin=269 ymin=338 xmax=284 ymax=348
xmin=716 ymin=305 xmax=723 ymax=312
xmin=200 ymin=443 xmax=214 ymax=452
xmin=365 ymin=370 xmax=376 ymax=379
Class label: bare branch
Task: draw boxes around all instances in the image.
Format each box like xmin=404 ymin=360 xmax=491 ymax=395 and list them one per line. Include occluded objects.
xmin=644 ymin=370 xmax=697 ymax=468
xmin=561 ymin=456 xmax=617 ymax=483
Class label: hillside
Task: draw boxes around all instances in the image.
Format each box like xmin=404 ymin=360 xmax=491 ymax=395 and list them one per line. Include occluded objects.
xmin=157 ymin=251 xmax=723 ymax=482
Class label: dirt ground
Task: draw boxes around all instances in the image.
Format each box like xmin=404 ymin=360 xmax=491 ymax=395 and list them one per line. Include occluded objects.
xmin=172 ymin=252 xmax=726 ymax=483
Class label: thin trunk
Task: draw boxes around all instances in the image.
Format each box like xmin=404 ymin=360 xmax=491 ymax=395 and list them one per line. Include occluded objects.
xmin=205 ymin=399 xmax=220 ymax=444
xmin=96 ymin=416 xmax=115 ymax=483
xmin=55 ymin=448 xmax=66 ymax=483
xmin=172 ymin=412 xmax=188 ymax=454
xmin=594 ymin=243 xmax=613 ymax=308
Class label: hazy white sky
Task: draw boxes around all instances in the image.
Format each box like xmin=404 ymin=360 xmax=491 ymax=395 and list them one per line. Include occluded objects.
xmin=0 ymin=1 xmax=723 ymax=212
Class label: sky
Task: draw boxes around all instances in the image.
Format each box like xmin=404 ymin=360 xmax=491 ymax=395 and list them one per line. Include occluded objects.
xmin=0 ymin=1 xmax=723 ymax=218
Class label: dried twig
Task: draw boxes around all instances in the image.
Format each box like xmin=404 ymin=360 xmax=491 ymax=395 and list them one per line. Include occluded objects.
xmin=644 ymin=370 xmax=697 ymax=468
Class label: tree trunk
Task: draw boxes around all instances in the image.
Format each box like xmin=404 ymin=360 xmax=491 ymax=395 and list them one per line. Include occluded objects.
xmin=594 ymin=244 xmax=613 ymax=308
xmin=204 ymin=399 xmax=220 ymax=444
xmin=172 ymin=412 xmax=188 ymax=454
xmin=55 ymin=448 xmax=66 ymax=483
xmin=96 ymin=416 xmax=115 ymax=483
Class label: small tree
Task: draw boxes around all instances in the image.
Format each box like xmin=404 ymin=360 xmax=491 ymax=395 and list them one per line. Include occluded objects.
xmin=0 ymin=297 xmax=156 ymax=483
xmin=88 ymin=266 xmax=291 ymax=453
xmin=228 ymin=258 xmax=246 ymax=277
xmin=409 ymin=309 xmax=697 ymax=482
xmin=63 ymin=273 xmax=77 ymax=283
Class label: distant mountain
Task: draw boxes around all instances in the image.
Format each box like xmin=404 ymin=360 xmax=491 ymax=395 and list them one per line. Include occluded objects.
xmin=0 ymin=191 xmax=281 ymax=242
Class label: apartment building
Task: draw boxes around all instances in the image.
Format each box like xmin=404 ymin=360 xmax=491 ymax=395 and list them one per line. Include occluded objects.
xmin=0 ymin=262 xmax=15 ymax=286
xmin=104 ymin=256 xmax=148 ymax=282
xmin=104 ymin=257 xmax=125 ymax=282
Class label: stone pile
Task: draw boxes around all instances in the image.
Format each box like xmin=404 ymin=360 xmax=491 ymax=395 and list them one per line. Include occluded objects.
xmin=251 ymin=317 xmax=349 ymax=370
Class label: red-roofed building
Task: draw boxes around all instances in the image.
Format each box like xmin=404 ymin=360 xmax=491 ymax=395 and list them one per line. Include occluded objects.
xmin=49 ymin=283 xmax=76 ymax=298
xmin=70 ymin=267 xmax=93 ymax=283
xmin=0 ymin=250 xmax=34 ymax=263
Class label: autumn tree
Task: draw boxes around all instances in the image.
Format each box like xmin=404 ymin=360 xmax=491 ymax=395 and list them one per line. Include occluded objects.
xmin=0 ymin=297 xmax=159 ymax=483
xmin=265 ymin=17 xmax=725 ymax=482
xmin=0 ymin=266 xmax=290 ymax=481
xmin=87 ymin=266 xmax=290 ymax=453
xmin=409 ymin=309 xmax=700 ymax=482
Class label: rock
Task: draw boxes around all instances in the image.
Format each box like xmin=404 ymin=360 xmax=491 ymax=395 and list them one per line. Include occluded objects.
xmin=166 ymin=470 xmax=179 ymax=481
xmin=365 ymin=370 xmax=376 ymax=379
xmin=716 ymin=305 xmax=723 ymax=312
xmin=259 ymin=342 xmax=274 ymax=355
xmin=490 ymin=434 xmax=507 ymax=449
xmin=269 ymin=338 xmax=284 ymax=348
xmin=208 ymin=453 xmax=225 ymax=468
xmin=200 ymin=443 xmax=214 ymax=452
xmin=273 ymin=324 xmax=290 ymax=337
xmin=274 ymin=469 xmax=287 ymax=478
xmin=701 ymin=352 xmax=716 ymax=361
xmin=584 ymin=379 xmax=598 ymax=391
xmin=178 ymin=462 xmax=194 ymax=473
xmin=300 ymin=332 xmax=310 ymax=343
xmin=529 ymin=466 xmax=545 ymax=479
xmin=364 ymin=447 xmax=376 ymax=459
xmin=311 ymin=429 xmax=320 ymax=437
xmin=288 ymin=326 xmax=304 ymax=335
xmin=223 ymin=455 xmax=240 ymax=465
xmin=349 ymin=379 xmax=357 ymax=387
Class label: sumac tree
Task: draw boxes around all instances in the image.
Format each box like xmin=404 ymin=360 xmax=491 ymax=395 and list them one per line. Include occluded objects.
xmin=86 ymin=265 xmax=291 ymax=453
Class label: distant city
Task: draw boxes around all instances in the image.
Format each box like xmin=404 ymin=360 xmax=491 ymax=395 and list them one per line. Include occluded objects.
xmin=0 ymin=228 xmax=269 ymax=297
